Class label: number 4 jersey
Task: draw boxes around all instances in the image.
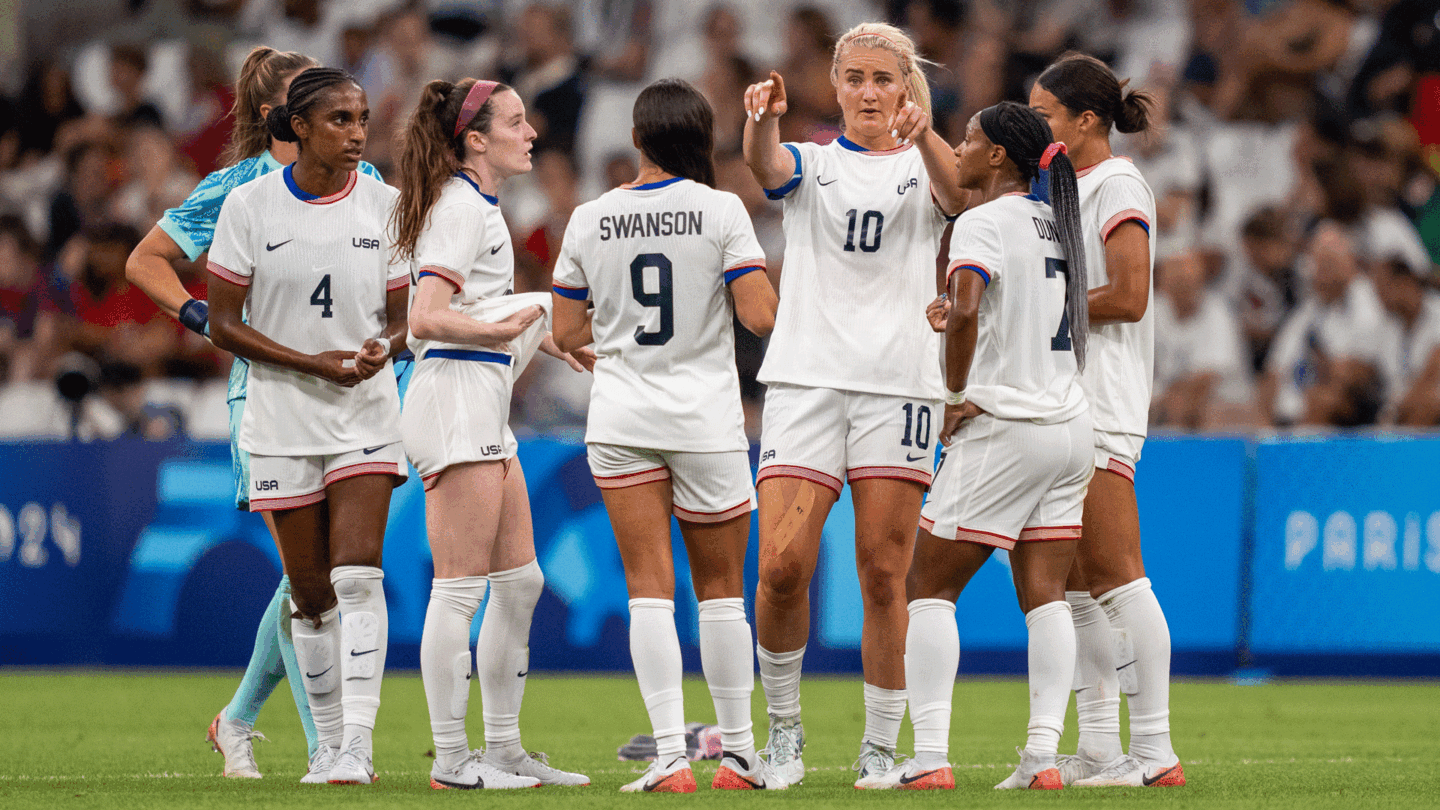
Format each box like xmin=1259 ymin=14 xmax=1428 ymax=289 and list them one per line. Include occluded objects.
xmin=758 ymin=137 xmax=951 ymax=400
xmin=945 ymin=192 xmax=1086 ymax=423
xmin=208 ymin=166 xmax=407 ymax=456
xmin=553 ymin=177 xmax=766 ymax=453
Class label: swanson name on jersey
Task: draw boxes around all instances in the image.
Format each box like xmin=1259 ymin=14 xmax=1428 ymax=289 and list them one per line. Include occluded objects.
xmin=599 ymin=210 xmax=703 ymax=241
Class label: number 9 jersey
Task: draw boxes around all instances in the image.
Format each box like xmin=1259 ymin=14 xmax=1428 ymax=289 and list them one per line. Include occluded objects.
xmin=552 ymin=177 xmax=766 ymax=452
xmin=758 ymin=136 xmax=952 ymax=399
xmin=208 ymin=167 xmax=408 ymax=456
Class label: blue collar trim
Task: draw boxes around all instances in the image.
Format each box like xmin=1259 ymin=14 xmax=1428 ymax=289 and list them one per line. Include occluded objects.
xmin=628 ymin=176 xmax=684 ymax=191
xmin=456 ymin=172 xmax=499 ymax=205
xmin=283 ymin=164 xmax=318 ymax=201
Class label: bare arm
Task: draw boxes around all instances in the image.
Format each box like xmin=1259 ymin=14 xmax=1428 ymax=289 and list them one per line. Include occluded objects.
xmin=730 ymin=270 xmax=778 ymax=338
xmin=1088 ymin=222 xmax=1150 ymax=324
xmin=353 ymin=286 xmax=410 ymax=380
xmin=550 ymin=294 xmax=593 ymax=354
xmin=408 ymin=276 xmax=543 ymax=347
xmin=891 ymin=100 xmax=968 ymax=217
xmin=742 ymin=71 xmax=797 ymax=192
xmin=939 ymin=268 xmax=988 ymax=445
xmin=208 ymin=274 xmax=363 ymax=387
xmin=125 ymin=225 xmax=194 ymax=320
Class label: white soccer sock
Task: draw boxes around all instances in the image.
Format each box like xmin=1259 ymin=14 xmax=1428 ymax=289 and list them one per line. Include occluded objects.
xmin=1097 ymin=577 xmax=1175 ymax=764
xmin=1068 ymin=590 xmax=1123 ymax=762
xmin=1024 ymin=600 xmax=1075 ymax=765
xmin=906 ymin=599 xmax=958 ymax=766
xmin=862 ymin=683 xmax=907 ymax=751
xmin=697 ymin=598 xmax=756 ymax=763
xmin=479 ymin=560 xmax=544 ymax=761
xmin=756 ymin=644 xmax=805 ymax=719
xmin=629 ymin=598 xmax=686 ymax=761
xmin=421 ymin=576 xmax=487 ymax=772
xmin=291 ymin=603 xmax=343 ymax=749
xmin=331 ymin=565 xmax=387 ymax=756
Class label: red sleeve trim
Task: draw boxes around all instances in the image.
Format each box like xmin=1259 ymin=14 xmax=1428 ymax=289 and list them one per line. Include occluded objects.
xmin=724 ymin=257 xmax=767 ymax=273
xmin=417 ymin=265 xmax=464 ymax=291
xmin=208 ymin=261 xmax=251 ymax=287
xmin=946 ymin=259 xmax=993 ymax=285
xmin=1101 ymin=209 xmax=1150 ymax=241
xmin=386 ymin=275 xmax=410 ymax=292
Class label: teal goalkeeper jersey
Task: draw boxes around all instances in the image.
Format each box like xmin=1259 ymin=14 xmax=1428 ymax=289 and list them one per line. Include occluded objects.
xmin=157 ymin=152 xmax=383 ymax=402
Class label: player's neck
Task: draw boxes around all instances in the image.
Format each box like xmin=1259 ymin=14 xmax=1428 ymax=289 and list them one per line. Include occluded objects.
xmin=460 ymin=157 xmax=505 ymax=198
xmin=291 ymin=158 xmax=351 ymax=198
xmin=843 ymin=128 xmax=902 ymax=152
xmin=269 ymin=139 xmax=298 ymax=165
xmin=631 ymin=156 xmax=675 ymax=187
xmin=975 ymin=172 xmax=1027 ymax=206
xmin=1069 ymin=137 xmax=1112 ymax=173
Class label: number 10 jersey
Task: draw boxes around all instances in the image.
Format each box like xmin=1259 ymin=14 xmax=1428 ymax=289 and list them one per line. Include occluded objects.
xmin=208 ymin=167 xmax=407 ymax=456
xmin=553 ymin=177 xmax=766 ymax=452
xmin=758 ymin=137 xmax=951 ymax=400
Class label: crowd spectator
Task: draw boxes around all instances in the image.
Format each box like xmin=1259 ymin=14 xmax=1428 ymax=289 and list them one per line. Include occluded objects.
xmin=1375 ymin=257 xmax=1440 ymax=425
xmin=502 ymin=4 xmax=587 ymax=156
xmin=1153 ymin=251 xmax=1254 ymax=429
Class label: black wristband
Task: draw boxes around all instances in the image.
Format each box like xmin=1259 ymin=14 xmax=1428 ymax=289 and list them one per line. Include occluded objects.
xmin=178 ymin=298 xmax=209 ymax=336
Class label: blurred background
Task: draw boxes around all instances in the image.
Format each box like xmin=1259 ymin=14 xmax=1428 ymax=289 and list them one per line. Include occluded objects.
xmin=1 ymin=0 xmax=1438 ymax=677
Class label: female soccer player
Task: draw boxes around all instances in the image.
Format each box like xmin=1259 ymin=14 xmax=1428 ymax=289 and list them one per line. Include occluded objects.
xmin=1030 ymin=54 xmax=1182 ymax=787
xmin=895 ymin=102 xmax=1092 ymax=792
xmin=124 ymin=46 xmax=383 ymax=782
xmin=740 ymin=22 xmax=967 ymax=786
xmin=552 ymin=78 xmax=781 ymax=793
xmin=391 ymin=77 xmax=591 ymax=791
xmin=207 ymin=67 xmax=407 ymax=787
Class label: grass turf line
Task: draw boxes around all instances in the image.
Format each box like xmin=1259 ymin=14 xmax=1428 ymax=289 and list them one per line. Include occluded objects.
xmin=1 ymin=673 xmax=1436 ymax=808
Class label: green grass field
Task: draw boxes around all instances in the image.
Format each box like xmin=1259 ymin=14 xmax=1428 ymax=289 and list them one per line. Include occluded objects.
xmin=1 ymin=672 xmax=1436 ymax=808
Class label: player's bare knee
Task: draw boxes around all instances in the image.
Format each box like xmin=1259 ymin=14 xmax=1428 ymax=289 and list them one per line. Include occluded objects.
xmin=758 ymin=560 xmax=809 ymax=602
xmin=857 ymin=565 xmax=907 ymax=608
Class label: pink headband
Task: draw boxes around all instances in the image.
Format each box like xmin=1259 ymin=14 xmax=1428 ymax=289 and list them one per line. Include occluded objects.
xmin=1040 ymin=142 xmax=1067 ymax=170
xmin=454 ymin=80 xmax=499 ymax=138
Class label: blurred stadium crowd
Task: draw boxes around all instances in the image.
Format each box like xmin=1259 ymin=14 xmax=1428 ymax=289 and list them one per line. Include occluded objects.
xmin=1 ymin=0 xmax=1439 ymax=441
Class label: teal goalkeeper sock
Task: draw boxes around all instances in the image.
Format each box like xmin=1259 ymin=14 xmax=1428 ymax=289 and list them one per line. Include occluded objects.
xmin=276 ymin=576 xmax=320 ymax=756
xmin=223 ymin=579 xmax=288 ymax=728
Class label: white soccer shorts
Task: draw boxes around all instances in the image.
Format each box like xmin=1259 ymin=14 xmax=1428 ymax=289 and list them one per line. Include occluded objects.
xmin=1093 ymin=429 xmax=1143 ymax=483
xmin=587 ymin=444 xmax=757 ymax=523
xmin=757 ymin=383 xmax=941 ymax=494
xmin=401 ymin=349 xmax=518 ymax=490
xmin=248 ymin=442 xmax=407 ymax=512
xmin=920 ymin=411 xmax=1093 ymax=551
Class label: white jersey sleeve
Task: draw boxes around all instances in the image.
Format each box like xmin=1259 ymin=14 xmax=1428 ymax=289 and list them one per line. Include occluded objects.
xmin=412 ymin=191 xmax=486 ymax=291
xmin=720 ymin=193 xmax=767 ymax=278
xmin=208 ymin=190 xmax=256 ymax=286
xmin=552 ymin=216 xmax=589 ymax=298
xmin=946 ymin=208 xmax=1005 ymax=286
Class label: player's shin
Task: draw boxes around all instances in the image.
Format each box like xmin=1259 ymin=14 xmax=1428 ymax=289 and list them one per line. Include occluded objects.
xmin=698 ymin=598 xmax=757 ymax=764
xmin=332 ymin=566 xmax=388 ymax=757
xmin=225 ymin=579 xmax=289 ymax=728
xmin=292 ymin=603 xmax=344 ymax=749
xmin=629 ymin=598 xmax=687 ymax=762
xmin=1068 ymin=590 xmax=1123 ymax=762
xmin=1025 ymin=601 xmax=1076 ymax=766
xmin=1097 ymin=577 xmax=1175 ymax=764
xmin=906 ymin=599 xmax=959 ymax=767
xmin=421 ymin=576 xmax=487 ymax=772
xmin=479 ymin=560 xmax=543 ymax=761
xmin=276 ymin=576 xmax=320 ymax=757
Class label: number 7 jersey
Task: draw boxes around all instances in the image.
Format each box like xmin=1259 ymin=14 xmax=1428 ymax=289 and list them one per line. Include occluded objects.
xmin=758 ymin=137 xmax=952 ymax=399
xmin=553 ymin=177 xmax=766 ymax=452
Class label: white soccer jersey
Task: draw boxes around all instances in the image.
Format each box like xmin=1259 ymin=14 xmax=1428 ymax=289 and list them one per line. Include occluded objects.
xmin=208 ymin=167 xmax=407 ymax=455
xmin=552 ymin=176 xmax=765 ymax=452
xmin=946 ymin=193 xmax=1087 ymax=423
xmin=758 ymin=137 xmax=951 ymax=399
xmin=1076 ymin=157 xmax=1157 ymax=438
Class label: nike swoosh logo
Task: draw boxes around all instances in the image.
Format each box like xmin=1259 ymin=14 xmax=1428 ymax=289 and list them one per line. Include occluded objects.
xmin=817 ymin=176 xmax=837 ymax=186
xmin=643 ymin=772 xmax=684 ymax=792
xmin=899 ymin=769 xmax=938 ymax=785
xmin=1142 ymin=763 xmax=1182 ymax=786
xmin=1116 ymin=660 xmax=1137 ymax=671
xmin=489 ymin=244 xmax=503 ymax=255
xmin=350 ymin=648 xmax=379 ymax=656
xmin=906 ymin=453 xmax=926 ymax=462
xmin=266 ymin=239 xmax=292 ymax=251
xmin=517 ymin=670 xmax=529 ymax=678
xmin=305 ymin=666 xmax=332 ymax=679
xmin=729 ymin=771 xmax=763 ymax=789
xmin=362 ymin=446 xmax=385 ymax=455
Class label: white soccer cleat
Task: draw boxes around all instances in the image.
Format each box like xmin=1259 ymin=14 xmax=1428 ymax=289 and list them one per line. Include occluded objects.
xmin=430 ymin=751 xmax=542 ymax=789
xmin=300 ymin=745 xmax=338 ymax=784
xmin=1071 ymin=754 xmax=1186 ymax=787
xmin=758 ymin=714 xmax=806 ymax=786
xmin=852 ymin=741 xmax=898 ymax=789
xmin=711 ymin=752 xmax=789 ymax=790
xmin=994 ymin=747 xmax=1063 ymax=790
xmin=206 ymin=711 xmax=265 ymax=779
xmin=866 ymin=757 xmax=955 ymax=790
xmin=1057 ymin=749 xmax=1126 ymax=785
xmin=479 ymin=749 xmax=589 ymax=786
xmin=618 ymin=755 xmax=696 ymax=793
xmin=327 ymin=745 xmax=377 ymax=785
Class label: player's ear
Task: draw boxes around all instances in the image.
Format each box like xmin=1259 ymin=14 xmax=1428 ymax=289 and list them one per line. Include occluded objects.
xmin=291 ymin=113 xmax=309 ymax=141
xmin=989 ymin=143 xmax=1006 ymax=169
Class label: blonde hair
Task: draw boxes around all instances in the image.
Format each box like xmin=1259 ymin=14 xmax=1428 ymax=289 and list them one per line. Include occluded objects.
xmin=830 ymin=22 xmax=933 ymax=117
xmin=220 ymin=46 xmax=317 ymax=167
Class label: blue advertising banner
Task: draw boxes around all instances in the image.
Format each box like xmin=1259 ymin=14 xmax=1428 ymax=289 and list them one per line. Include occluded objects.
xmin=1249 ymin=436 xmax=1440 ymax=660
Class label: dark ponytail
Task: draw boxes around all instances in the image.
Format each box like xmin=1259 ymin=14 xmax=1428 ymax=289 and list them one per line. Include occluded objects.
xmin=264 ymin=67 xmax=358 ymax=144
xmin=632 ymin=78 xmax=716 ymax=187
xmin=978 ymin=101 xmax=1089 ymax=369
xmin=1037 ymin=52 xmax=1154 ymax=135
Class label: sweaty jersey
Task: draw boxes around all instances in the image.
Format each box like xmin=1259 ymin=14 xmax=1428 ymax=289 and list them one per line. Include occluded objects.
xmin=947 ymin=193 xmax=1087 ymax=423
xmin=208 ymin=166 xmax=407 ymax=455
xmin=1076 ymin=157 xmax=1156 ymax=438
xmin=408 ymin=173 xmax=515 ymax=360
xmin=758 ymin=136 xmax=951 ymax=399
xmin=553 ymin=176 xmax=766 ymax=452
xmin=156 ymin=151 xmax=382 ymax=403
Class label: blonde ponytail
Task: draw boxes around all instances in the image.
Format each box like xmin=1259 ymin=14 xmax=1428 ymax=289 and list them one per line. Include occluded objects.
xmin=220 ymin=46 xmax=317 ymax=167
xmin=831 ymin=22 xmax=934 ymax=116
